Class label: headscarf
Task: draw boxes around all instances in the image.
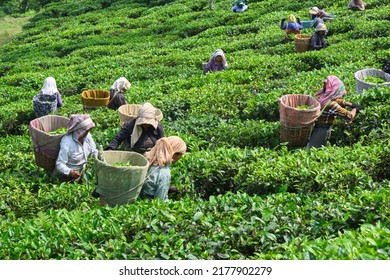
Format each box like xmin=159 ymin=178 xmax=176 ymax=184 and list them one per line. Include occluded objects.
xmin=209 ymin=49 xmax=228 ymax=68
xmin=315 ymin=76 xmax=347 ymax=107
xmin=309 ymin=7 xmax=320 ymax=15
xmin=315 ymin=23 xmax=328 ymax=33
xmin=40 ymin=77 xmax=59 ymax=95
xmin=145 ymin=136 xmax=187 ymax=167
xmin=110 ymin=77 xmax=131 ymax=93
xmin=287 ymin=14 xmax=297 ymax=23
xmin=67 ymin=114 xmax=96 ymax=140
xmin=131 ymin=102 xmax=162 ymax=148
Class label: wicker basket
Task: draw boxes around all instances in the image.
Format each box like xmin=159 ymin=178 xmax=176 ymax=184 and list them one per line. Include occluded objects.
xmin=94 ymin=151 xmax=149 ymax=206
xmin=279 ymin=94 xmax=320 ymax=147
xmin=33 ymin=94 xmax=57 ymax=117
xmin=29 ymin=115 xmax=70 ymax=172
xmin=294 ymin=34 xmax=311 ymax=53
xmin=354 ymin=68 xmax=390 ymax=94
xmin=118 ymin=104 xmax=163 ymax=127
xmin=81 ymin=90 xmax=110 ymax=109
xmin=280 ymin=123 xmax=315 ymax=147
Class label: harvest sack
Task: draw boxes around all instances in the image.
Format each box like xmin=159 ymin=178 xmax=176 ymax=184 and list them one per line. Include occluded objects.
xmin=29 ymin=115 xmax=70 ymax=172
xmin=94 ymin=151 xmax=149 ymax=206
xmin=279 ymin=94 xmax=320 ymax=146
xmin=33 ymin=94 xmax=57 ymax=117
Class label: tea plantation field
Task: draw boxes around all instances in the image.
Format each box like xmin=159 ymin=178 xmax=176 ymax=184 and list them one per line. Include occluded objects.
xmin=0 ymin=0 xmax=389 ymax=260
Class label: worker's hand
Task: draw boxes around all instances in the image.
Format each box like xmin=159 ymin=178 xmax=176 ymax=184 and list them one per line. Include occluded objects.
xmin=69 ymin=170 xmax=80 ymax=179
xmin=351 ymin=103 xmax=363 ymax=111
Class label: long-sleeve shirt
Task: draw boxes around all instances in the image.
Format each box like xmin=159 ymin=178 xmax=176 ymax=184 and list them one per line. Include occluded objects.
xmin=141 ymin=165 xmax=171 ymax=201
xmin=316 ymin=99 xmax=354 ymax=126
xmin=107 ymin=118 xmax=164 ymax=152
xmin=280 ymin=21 xmax=303 ymax=31
xmin=310 ymin=32 xmax=328 ymax=50
xmin=107 ymin=89 xmax=127 ymax=110
xmin=55 ymin=133 xmax=97 ymax=175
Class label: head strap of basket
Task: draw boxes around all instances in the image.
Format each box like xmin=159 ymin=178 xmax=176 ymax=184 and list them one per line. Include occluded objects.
xmin=111 ymin=77 xmax=131 ymax=93
xmin=287 ymin=14 xmax=296 ymax=23
xmin=67 ymin=114 xmax=95 ymax=139
xmin=315 ymin=23 xmax=327 ymax=33
xmin=309 ymin=6 xmax=319 ymax=15
xmin=316 ymin=75 xmax=347 ymax=107
xmin=145 ymin=136 xmax=187 ymax=167
xmin=130 ymin=102 xmax=161 ymax=149
xmin=40 ymin=77 xmax=58 ymax=95
xmin=210 ymin=49 xmax=228 ymax=67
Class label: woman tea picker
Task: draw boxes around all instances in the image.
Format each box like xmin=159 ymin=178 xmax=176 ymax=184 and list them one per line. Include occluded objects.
xmin=141 ymin=136 xmax=187 ymax=201
xmin=203 ymin=49 xmax=228 ymax=74
xmin=280 ymin=14 xmax=303 ymax=42
xmin=105 ymin=102 xmax=164 ymax=154
xmin=108 ymin=77 xmax=131 ymax=110
xmin=307 ymin=76 xmax=362 ymax=149
xmin=39 ymin=77 xmax=63 ymax=107
xmin=53 ymin=114 xmax=98 ymax=181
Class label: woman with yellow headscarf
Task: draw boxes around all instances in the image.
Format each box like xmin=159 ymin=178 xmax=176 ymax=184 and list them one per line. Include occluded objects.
xmin=280 ymin=14 xmax=303 ymax=42
xmin=140 ymin=136 xmax=187 ymax=201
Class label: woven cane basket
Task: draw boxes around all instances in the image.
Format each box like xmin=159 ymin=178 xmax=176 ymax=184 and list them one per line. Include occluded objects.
xmin=354 ymin=68 xmax=390 ymax=94
xmin=29 ymin=115 xmax=70 ymax=172
xmin=94 ymin=151 xmax=149 ymax=206
xmin=118 ymin=104 xmax=163 ymax=127
xmin=279 ymin=94 xmax=320 ymax=147
xmin=294 ymin=34 xmax=311 ymax=53
xmin=81 ymin=90 xmax=110 ymax=109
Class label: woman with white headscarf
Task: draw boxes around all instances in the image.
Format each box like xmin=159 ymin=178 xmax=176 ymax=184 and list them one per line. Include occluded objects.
xmin=141 ymin=136 xmax=187 ymax=201
xmin=105 ymin=102 xmax=164 ymax=154
xmin=54 ymin=114 xmax=98 ymax=181
xmin=108 ymin=77 xmax=131 ymax=110
xmin=39 ymin=77 xmax=63 ymax=107
xmin=203 ymin=49 xmax=228 ymax=74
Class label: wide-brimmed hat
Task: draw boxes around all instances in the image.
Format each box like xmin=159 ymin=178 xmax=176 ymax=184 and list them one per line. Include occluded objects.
xmin=315 ymin=23 xmax=328 ymax=32
xmin=309 ymin=7 xmax=320 ymax=15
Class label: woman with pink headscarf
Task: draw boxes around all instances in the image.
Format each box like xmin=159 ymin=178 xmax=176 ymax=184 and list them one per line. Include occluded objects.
xmin=140 ymin=136 xmax=187 ymax=201
xmin=54 ymin=114 xmax=98 ymax=181
xmin=307 ymin=75 xmax=362 ymax=149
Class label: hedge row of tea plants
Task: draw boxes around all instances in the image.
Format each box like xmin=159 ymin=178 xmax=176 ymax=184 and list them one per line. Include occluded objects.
xmin=0 ymin=0 xmax=389 ymax=259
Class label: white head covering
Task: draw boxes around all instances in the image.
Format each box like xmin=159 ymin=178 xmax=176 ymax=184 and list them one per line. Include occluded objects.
xmin=210 ymin=49 xmax=228 ymax=68
xmin=40 ymin=77 xmax=59 ymax=95
xmin=309 ymin=7 xmax=320 ymax=15
xmin=110 ymin=77 xmax=131 ymax=93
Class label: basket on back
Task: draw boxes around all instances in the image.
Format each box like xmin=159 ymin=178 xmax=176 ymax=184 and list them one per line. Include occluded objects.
xmin=118 ymin=104 xmax=163 ymax=127
xmin=29 ymin=115 xmax=70 ymax=172
xmin=33 ymin=94 xmax=57 ymax=117
xmin=294 ymin=34 xmax=311 ymax=53
xmin=354 ymin=68 xmax=390 ymax=94
xmin=94 ymin=151 xmax=149 ymax=206
xmin=81 ymin=90 xmax=110 ymax=109
xmin=279 ymin=94 xmax=320 ymax=147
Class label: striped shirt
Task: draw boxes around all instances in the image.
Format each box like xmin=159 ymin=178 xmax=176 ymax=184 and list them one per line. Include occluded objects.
xmin=316 ymin=99 xmax=354 ymax=126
